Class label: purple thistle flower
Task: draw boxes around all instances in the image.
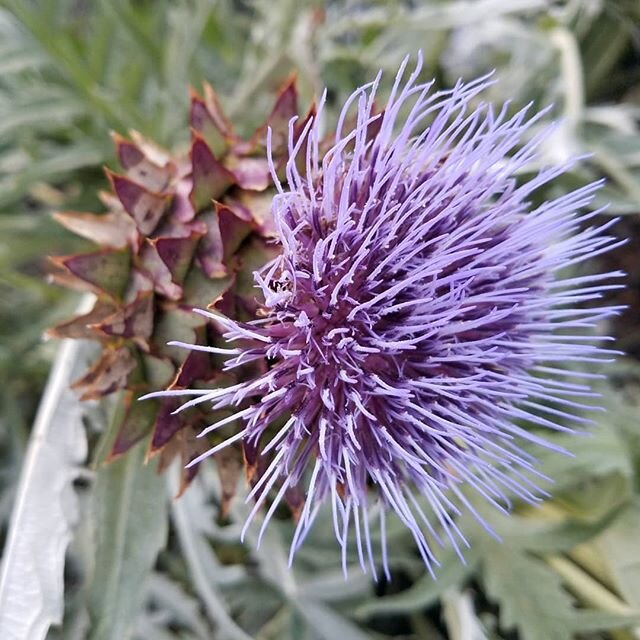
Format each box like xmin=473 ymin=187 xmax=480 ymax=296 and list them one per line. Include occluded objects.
xmin=146 ymin=55 xmax=623 ymax=578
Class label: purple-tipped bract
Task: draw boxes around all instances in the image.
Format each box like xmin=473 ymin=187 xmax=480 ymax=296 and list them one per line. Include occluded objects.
xmin=148 ymin=56 xmax=623 ymax=578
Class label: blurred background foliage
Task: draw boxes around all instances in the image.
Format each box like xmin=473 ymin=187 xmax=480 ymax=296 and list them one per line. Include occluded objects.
xmin=1 ymin=0 xmax=640 ymax=639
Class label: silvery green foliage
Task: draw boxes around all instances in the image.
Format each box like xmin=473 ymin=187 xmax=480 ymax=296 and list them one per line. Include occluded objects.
xmin=0 ymin=335 xmax=92 ymax=640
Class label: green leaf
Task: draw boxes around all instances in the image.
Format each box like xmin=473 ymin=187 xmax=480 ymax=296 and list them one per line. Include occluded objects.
xmin=87 ymin=439 xmax=168 ymax=640
xmin=0 ymin=336 xmax=93 ymax=640
xmin=482 ymin=546 xmax=575 ymax=640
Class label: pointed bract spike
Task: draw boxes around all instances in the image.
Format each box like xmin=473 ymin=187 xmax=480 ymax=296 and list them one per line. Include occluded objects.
xmin=171 ymin=344 xmax=212 ymax=388
xmin=207 ymin=285 xmax=236 ymax=314
xmin=46 ymin=298 xmax=117 ymax=340
xmin=169 ymin=179 xmax=197 ymax=223
xmin=215 ymin=201 xmax=254 ymax=262
xmin=203 ymin=83 xmax=234 ymax=134
xmin=71 ymin=347 xmax=137 ymax=400
xmin=107 ymin=170 xmax=170 ymax=236
xmin=92 ymin=290 xmax=154 ymax=339
xmin=112 ymin=132 xmax=144 ymax=167
xmin=129 ymin=130 xmax=172 ymax=167
xmin=193 ymin=211 xmax=225 ymax=278
xmin=53 ymin=248 xmax=131 ymax=300
xmin=292 ymin=101 xmax=317 ymax=143
xmin=255 ymin=73 xmax=298 ymax=150
xmin=178 ymin=466 xmax=200 ymax=496
xmin=189 ymin=135 xmax=236 ymax=211
xmin=138 ymin=229 xmax=204 ymax=300
xmin=47 ymin=269 xmax=95 ymax=294
xmin=47 ymin=299 xmax=117 ymax=340
xmin=54 ymin=210 xmax=136 ymax=249
xmin=153 ymin=231 xmax=204 ymax=283
xmin=190 ymin=85 xmax=231 ymax=157
xmin=107 ymin=392 xmax=158 ymax=460
xmin=98 ymin=189 xmax=123 ymax=211
xmin=152 ymin=423 xmax=181 ymax=466
xmin=139 ymin=241 xmax=182 ymax=300
xmin=112 ymin=132 xmax=173 ymax=192
xmin=151 ymin=421 xmax=208 ymax=495
xmin=149 ymin=398 xmax=186 ymax=454
xmin=227 ymin=191 xmax=276 ymax=237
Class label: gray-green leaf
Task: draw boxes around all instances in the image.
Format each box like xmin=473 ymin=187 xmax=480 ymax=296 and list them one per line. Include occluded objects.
xmin=0 ymin=337 xmax=92 ymax=640
xmin=87 ymin=440 xmax=167 ymax=640
xmin=482 ymin=547 xmax=575 ymax=640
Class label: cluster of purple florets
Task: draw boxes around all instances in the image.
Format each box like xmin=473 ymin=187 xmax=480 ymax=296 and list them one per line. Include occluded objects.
xmin=149 ymin=55 xmax=621 ymax=578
